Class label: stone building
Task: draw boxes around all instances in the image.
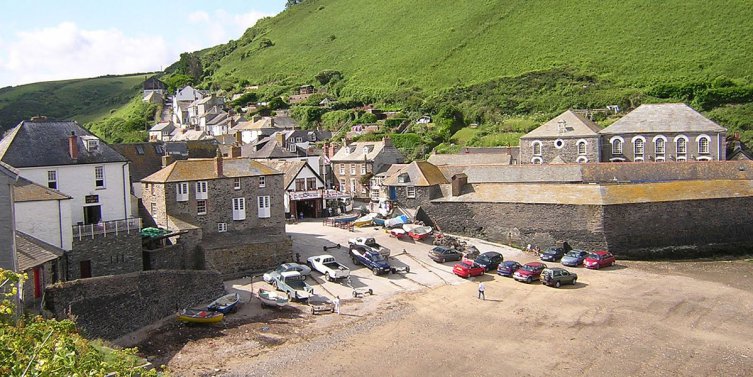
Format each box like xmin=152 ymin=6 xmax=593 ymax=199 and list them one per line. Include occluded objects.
xmin=330 ymin=137 xmax=405 ymax=199
xmin=259 ymin=160 xmax=326 ymax=218
xmin=519 ymin=110 xmax=601 ymax=164
xmin=141 ymin=153 xmax=291 ymax=276
xmin=383 ymin=161 xmax=448 ymax=209
xmin=599 ymin=103 xmax=727 ymax=162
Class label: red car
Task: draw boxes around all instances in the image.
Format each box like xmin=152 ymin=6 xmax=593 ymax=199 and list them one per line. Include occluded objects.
xmin=584 ymin=251 xmax=616 ymax=269
xmin=452 ymin=260 xmax=485 ymax=278
xmin=513 ymin=262 xmax=548 ymax=283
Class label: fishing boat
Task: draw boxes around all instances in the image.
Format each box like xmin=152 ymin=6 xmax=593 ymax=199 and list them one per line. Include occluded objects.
xmin=207 ymin=292 xmax=240 ymax=314
xmin=407 ymin=225 xmax=433 ymax=240
xmin=177 ymin=308 xmax=224 ymax=324
xmin=389 ymin=228 xmax=407 ymax=239
xmin=332 ymin=214 xmax=359 ymax=224
xmin=353 ymin=213 xmax=377 ymax=227
xmin=385 ymin=214 xmax=410 ymax=228
xmin=258 ymin=288 xmax=290 ymax=308
xmin=372 ymin=216 xmax=386 ymax=226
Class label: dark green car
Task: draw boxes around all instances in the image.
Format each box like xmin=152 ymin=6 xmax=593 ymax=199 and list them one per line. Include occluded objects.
xmin=541 ymin=268 xmax=577 ymax=288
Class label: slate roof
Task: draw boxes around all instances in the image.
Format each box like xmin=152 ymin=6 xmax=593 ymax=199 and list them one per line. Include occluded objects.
xmin=15 ymin=231 xmax=63 ymax=271
xmin=521 ymin=110 xmax=602 ymax=139
xmin=0 ymin=120 xmax=128 ymax=168
xmin=150 ymin=122 xmax=174 ymax=132
xmin=600 ymin=103 xmax=726 ymax=134
xmin=0 ymin=161 xmax=17 ymax=180
xmin=383 ymin=161 xmax=449 ymax=186
xmin=142 ymin=157 xmax=281 ymax=183
xmin=232 ymin=116 xmax=298 ymax=131
xmin=111 ymin=143 xmax=165 ymax=183
xmin=437 ymin=165 xmax=584 ymax=184
xmin=243 ymin=139 xmax=297 ymax=159
xmin=427 ymin=152 xmax=512 ymax=166
xmin=13 ymin=176 xmax=71 ymax=202
xmin=143 ymin=77 xmax=166 ymax=91
xmin=331 ymin=141 xmax=386 ymax=162
xmin=258 ymin=160 xmax=314 ymax=189
xmin=170 ymin=129 xmax=213 ymax=141
xmin=374 ymin=164 xmax=407 ymax=178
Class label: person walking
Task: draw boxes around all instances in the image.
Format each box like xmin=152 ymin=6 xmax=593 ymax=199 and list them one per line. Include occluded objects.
xmin=334 ymin=296 xmax=341 ymax=314
xmin=478 ymin=282 xmax=485 ymax=300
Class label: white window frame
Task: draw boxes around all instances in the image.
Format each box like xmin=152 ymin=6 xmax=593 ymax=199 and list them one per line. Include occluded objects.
xmin=339 ymin=164 xmax=345 ymax=175
xmin=675 ymin=135 xmax=688 ymax=157
xmin=350 ymin=178 xmax=356 ymax=193
xmin=217 ymin=223 xmax=227 ymax=232
xmin=296 ymin=137 xmax=303 ymax=143
xmin=576 ymin=139 xmax=587 ymax=155
xmin=654 ymin=135 xmax=667 ymax=157
xmin=632 ymin=136 xmax=645 ymax=161
xmin=150 ymin=202 xmax=157 ymax=214
xmin=339 ymin=179 xmax=346 ymax=192
xmin=697 ymin=134 xmax=711 ymax=155
xmin=576 ymin=156 xmax=588 ymax=163
xmin=350 ymin=164 xmax=356 ymax=175
xmin=554 ymin=139 xmax=565 ymax=149
xmin=406 ymin=186 xmax=416 ymax=198
xmin=531 ymin=157 xmax=543 ymax=164
xmin=196 ymin=181 xmax=208 ymax=200
xmin=197 ymin=199 xmax=207 ymax=215
xmin=361 ymin=164 xmax=366 ymax=175
xmin=234 ymin=177 xmax=241 ymax=190
xmin=259 ymin=176 xmax=266 ymax=188
xmin=610 ymin=136 xmax=624 ymax=155
xmin=176 ymin=182 xmax=189 ymax=202
xmin=288 ymin=144 xmax=296 ymax=152
xmin=47 ymin=170 xmax=58 ymax=190
xmin=232 ymin=197 xmax=246 ymax=220
xmin=532 ymin=140 xmax=542 ymax=156
xmin=94 ymin=166 xmax=105 ymax=188
xmin=257 ymin=195 xmax=271 ymax=218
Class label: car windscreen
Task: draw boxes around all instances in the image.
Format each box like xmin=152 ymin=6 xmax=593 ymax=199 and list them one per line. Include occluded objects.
xmin=275 ymin=266 xmax=286 ymax=273
xmin=521 ymin=264 xmax=538 ymax=271
xmin=564 ymin=251 xmax=580 ymax=257
xmin=372 ymin=254 xmax=386 ymax=262
xmin=588 ymin=253 xmax=601 ymax=260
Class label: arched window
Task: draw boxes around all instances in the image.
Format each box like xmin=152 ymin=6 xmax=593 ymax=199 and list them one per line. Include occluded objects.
xmin=634 ymin=139 xmax=644 ymax=159
xmin=531 ymin=157 xmax=543 ymax=164
xmin=697 ymin=135 xmax=710 ymax=155
xmin=655 ymin=138 xmax=665 ymax=156
xmin=612 ymin=139 xmax=623 ymax=155
xmin=676 ymin=137 xmax=687 ymax=156
xmin=532 ymin=141 xmax=542 ymax=156
xmin=577 ymin=140 xmax=587 ymax=155
xmin=576 ymin=156 xmax=588 ymax=163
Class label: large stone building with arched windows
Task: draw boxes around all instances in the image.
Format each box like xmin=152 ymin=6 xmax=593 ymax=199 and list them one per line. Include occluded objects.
xmin=520 ymin=103 xmax=727 ymax=165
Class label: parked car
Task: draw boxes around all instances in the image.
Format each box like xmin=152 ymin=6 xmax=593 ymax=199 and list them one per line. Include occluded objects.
xmin=452 ymin=260 xmax=486 ymax=278
xmin=540 ymin=247 xmax=565 ymax=262
xmin=307 ymin=255 xmax=351 ymax=281
xmin=584 ymin=251 xmax=616 ymax=269
xmin=560 ymin=250 xmax=589 ymax=267
xmin=429 ymin=246 xmax=463 ymax=263
xmin=348 ymin=237 xmax=391 ymax=257
xmin=513 ymin=262 xmax=548 ymax=283
xmin=272 ymin=271 xmax=314 ymax=301
xmin=263 ymin=263 xmax=312 ymax=283
xmin=497 ymin=261 xmax=522 ymax=277
xmin=350 ymin=247 xmax=393 ymax=275
xmin=541 ymin=268 xmax=578 ymax=288
xmin=475 ymin=251 xmax=503 ymax=271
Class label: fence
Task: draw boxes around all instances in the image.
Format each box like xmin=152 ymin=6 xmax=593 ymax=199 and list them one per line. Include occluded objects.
xmin=73 ymin=218 xmax=142 ymax=240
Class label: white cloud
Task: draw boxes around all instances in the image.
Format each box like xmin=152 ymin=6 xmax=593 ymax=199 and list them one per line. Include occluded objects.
xmin=0 ymin=22 xmax=174 ymax=87
xmin=185 ymin=8 xmax=272 ymax=46
xmin=187 ymin=11 xmax=210 ymax=23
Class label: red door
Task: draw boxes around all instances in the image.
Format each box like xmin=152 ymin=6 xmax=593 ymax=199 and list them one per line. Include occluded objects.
xmin=33 ymin=267 xmax=42 ymax=298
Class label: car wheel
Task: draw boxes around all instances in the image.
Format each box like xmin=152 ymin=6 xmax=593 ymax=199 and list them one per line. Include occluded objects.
xmin=311 ymin=307 xmax=316 ymax=315
xmin=611 ymin=261 xmax=615 ymax=267
xmin=372 ymin=267 xmax=379 ymax=275
xmin=325 ymin=272 xmax=331 ymax=281
xmin=555 ymin=281 xmax=561 ymax=288
xmin=351 ymin=257 xmax=358 ymax=265
xmin=287 ymin=292 xmax=293 ymax=301
xmin=526 ymin=277 xmax=532 ymax=284
xmin=441 ymin=258 xmax=446 ymax=263
xmin=595 ymin=263 xmax=600 ymax=270
xmin=572 ymin=278 xmax=577 ymax=285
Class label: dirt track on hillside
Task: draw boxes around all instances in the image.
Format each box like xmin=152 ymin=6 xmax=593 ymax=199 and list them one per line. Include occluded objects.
xmin=138 ymin=256 xmax=753 ymax=377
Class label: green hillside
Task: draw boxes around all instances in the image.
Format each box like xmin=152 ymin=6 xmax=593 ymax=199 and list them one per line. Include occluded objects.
xmin=0 ymin=74 xmax=147 ymax=132
xmin=207 ymin=0 xmax=753 ymax=94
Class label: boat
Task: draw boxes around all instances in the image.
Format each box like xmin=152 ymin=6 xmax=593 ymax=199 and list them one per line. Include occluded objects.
xmin=332 ymin=214 xmax=359 ymax=224
xmin=389 ymin=228 xmax=407 ymax=239
xmin=177 ymin=308 xmax=224 ymax=324
xmin=402 ymin=224 xmax=420 ymax=232
xmin=353 ymin=213 xmax=378 ymax=227
xmin=385 ymin=215 xmax=410 ymax=228
xmin=372 ymin=217 xmax=386 ymax=226
xmin=258 ymin=288 xmax=290 ymax=308
xmin=407 ymin=226 xmax=433 ymax=240
xmin=207 ymin=292 xmax=240 ymax=314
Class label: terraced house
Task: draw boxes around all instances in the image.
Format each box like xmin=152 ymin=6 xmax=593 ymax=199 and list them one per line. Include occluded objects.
xmin=330 ymin=137 xmax=405 ymax=199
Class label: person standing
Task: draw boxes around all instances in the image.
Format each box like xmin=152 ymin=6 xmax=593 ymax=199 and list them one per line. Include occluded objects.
xmin=478 ymin=282 xmax=485 ymax=300
xmin=334 ymin=296 xmax=341 ymax=314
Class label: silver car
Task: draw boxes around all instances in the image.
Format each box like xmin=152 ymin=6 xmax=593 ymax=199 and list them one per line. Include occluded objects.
xmin=263 ymin=263 xmax=312 ymax=283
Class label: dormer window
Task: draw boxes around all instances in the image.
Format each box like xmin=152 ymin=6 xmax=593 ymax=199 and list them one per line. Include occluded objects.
xmin=82 ymin=136 xmax=99 ymax=152
xmin=397 ymin=173 xmax=409 ymax=183
xmin=308 ymin=132 xmax=316 ymax=141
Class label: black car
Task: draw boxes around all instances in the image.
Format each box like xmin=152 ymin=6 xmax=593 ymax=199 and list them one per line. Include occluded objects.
xmin=475 ymin=251 xmax=504 ymax=271
xmin=540 ymin=247 xmax=565 ymax=262
xmin=428 ymin=246 xmax=463 ymax=263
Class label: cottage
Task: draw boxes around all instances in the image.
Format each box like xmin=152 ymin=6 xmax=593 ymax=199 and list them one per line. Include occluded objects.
xmin=330 ymin=137 xmax=405 ymax=199
xmin=148 ymin=121 xmax=175 ymax=142
xmin=383 ymin=161 xmax=448 ymax=210
xmin=259 ymin=160 xmax=326 ymax=218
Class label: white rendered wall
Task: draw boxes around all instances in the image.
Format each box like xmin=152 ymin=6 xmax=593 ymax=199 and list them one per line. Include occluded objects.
xmin=14 ymin=199 xmax=73 ymax=250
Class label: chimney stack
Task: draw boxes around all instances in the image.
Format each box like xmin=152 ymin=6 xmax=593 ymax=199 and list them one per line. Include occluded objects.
xmin=275 ymin=132 xmax=285 ymax=146
xmin=215 ymin=149 xmax=224 ymax=177
xmin=161 ymin=155 xmax=175 ymax=168
xmin=68 ymin=131 xmax=79 ymax=160
xmin=234 ymin=131 xmax=242 ymax=145
xmin=230 ymin=145 xmax=242 ymax=158
xmin=382 ymin=135 xmax=392 ymax=147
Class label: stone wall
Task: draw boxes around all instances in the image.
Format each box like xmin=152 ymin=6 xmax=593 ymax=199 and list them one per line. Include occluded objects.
xmin=69 ymin=232 xmax=142 ymax=280
xmin=45 ymin=270 xmax=225 ymax=340
xmin=201 ymin=232 xmax=292 ymax=278
xmin=601 ymin=132 xmax=725 ymax=162
xmin=392 ymin=185 xmax=441 ymax=209
xmin=520 ymin=136 xmax=600 ymax=164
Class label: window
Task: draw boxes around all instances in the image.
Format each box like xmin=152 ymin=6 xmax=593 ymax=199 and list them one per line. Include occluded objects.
xmin=257 ymin=196 xmax=271 ymax=218
xmin=295 ymin=178 xmax=305 ymax=191
xmin=361 ymin=164 xmax=366 ymax=174
xmin=306 ymin=177 xmax=317 ymax=190
xmin=554 ymin=139 xmax=565 ymax=149
xmin=398 ymin=173 xmax=408 ymax=183
xmin=234 ymin=177 xmax=241 ymax=190
xmin=94 ymin=166 xmax=105 ymax=188
xmin=217 ymin=223 xmax=227 ymax=232
xmin=232 ymin=197 xmax=246 ymax=220
xmin=655 ymin=138 xmax=666 ymax=155
xmin=406 ymin=186 xmax=416 ymax=198
xmin=339 ymin=179 xmax=346 ymax=191
xmin=531 ymin=157 xmax=543 ymax=164
xmin=197 ymin=200 xmax=207 ymax=215
xmin=698 ymin=136 xmax=710 ymax=154
xmin=677 ymin=138 xmax=687 ymax=155
xmin=86 ymin=139 xmax=99 ymax=151
xmin=296 ymin=137 xmax=303 ymax=143
xmin=47 ymin=170 xmax=57 ymax=190
xmin=339 ymin=164 xmax=345 ymax=175
xmin=350 ymin=164 xmax=356 ymax=175
xmin=155 ymin=145 xmax=164 ymax=154
xmin=532 ymin=141 xmax=542 ymax=156
xmin=135 ymin=145 xmax=145 ymax=155
xmin=150 ymin=202 xmax=157 ymax=214
xmin=196 ymin=181 xmax=208 ymax=200
xmin=176 ymin=182 xmax=189 ymax=202
xmin=350 ymin=178 xmax=356 ymax=193
xmin=634 ymin=139 xmax=644 ymax=158
xmin=577 ymin=141 xmax=586 ymax=155
xmin=288 ymin=144 xmax=296 ymax=152
xmin=612 ymin=139 xmax=623 ymax=155
xmin=259 ymin=176 xmax=266 ymax=187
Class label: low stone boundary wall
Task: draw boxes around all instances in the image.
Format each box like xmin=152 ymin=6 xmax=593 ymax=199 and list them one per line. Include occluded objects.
xmin=46 ymin=270 xmax=224 ymax=340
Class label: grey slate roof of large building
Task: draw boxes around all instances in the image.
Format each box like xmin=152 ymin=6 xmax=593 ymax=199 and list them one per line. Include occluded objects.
xmin=599 ymin=103 xmax=726 ymax=134
xmin=0 ymin=120 xmax=128 ymax=168
xmin=521 ymin=110 xmax=602 ymax=139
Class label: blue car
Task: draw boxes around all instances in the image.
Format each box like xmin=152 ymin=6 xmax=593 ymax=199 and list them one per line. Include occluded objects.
xmin=497 ymin=261 xmax=522 ymax=277
xmin=561 ymin=250 xmax=589 ymax=267
xmin=540 ymin=247 xmax=565 ymax=262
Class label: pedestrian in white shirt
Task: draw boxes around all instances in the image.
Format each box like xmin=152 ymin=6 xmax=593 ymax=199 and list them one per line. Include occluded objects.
xmin=334 ymin=296 xmax=341 ymax=314
xmin=478 ymin=282 xmax=485 ymax=300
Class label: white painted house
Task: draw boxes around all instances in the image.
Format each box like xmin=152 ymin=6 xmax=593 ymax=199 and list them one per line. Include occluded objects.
xmin=13 ymin=176 xmax=73 ymax=251
xmin=0 ymin=119 xmax=133 ymax=226
xmin=259 ymin=160 xmax=326 ymax=218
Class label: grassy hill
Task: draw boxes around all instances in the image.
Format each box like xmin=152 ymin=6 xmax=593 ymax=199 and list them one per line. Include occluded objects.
xmin=0 ymin=74 xmax=147 ymax=133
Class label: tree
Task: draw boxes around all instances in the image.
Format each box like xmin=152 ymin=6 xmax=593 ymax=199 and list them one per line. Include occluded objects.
xmin=286 ymin=0 xmax=304 ymax=8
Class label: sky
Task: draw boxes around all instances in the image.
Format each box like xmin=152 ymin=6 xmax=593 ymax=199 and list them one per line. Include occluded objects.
xmin=0 ymin=0 xmax=287 ymax=88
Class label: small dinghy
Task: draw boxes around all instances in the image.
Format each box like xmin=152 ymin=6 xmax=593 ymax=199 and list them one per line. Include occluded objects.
xmin=258 ymin=288 xmax=290 ymax=308
xmin=207 ymin=292 xmax=240 ymax=314
xmin=177 ymin=308 xmax=224 ymax=324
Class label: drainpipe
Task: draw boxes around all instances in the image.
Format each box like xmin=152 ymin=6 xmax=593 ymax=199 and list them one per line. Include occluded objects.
xmin=717 ymin=133 xmax=721 ymax=160
xmin=122 ymin=162 xmax=129 ymax=220
xmin=57 ymin=199 xmax=63 ymax=249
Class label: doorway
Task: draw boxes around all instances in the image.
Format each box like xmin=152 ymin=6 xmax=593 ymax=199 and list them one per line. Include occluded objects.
xmin=80 ymin=260 xmax=92 ymax=279
xmin=84 ymin=205 xmax=102 ymax=225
